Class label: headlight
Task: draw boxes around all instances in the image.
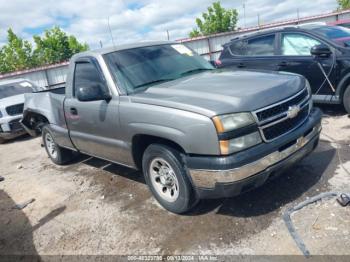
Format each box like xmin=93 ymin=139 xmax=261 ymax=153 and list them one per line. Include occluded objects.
xmin=306 ymin=80 xmax=312 ymax=99
xmin=305 ymin=80 xmax=313 ymax=111
xmin=219 ymin=131 xmax=262 ymax=155
xmin=212 ymin=112 xmax=255 ymax=133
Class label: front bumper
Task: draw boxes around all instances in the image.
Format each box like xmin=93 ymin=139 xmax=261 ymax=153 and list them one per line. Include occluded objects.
xmin=185 ymin=108 xmax=322 ymax=198
xmin=0 ymin=116 xmax=26 ymax=140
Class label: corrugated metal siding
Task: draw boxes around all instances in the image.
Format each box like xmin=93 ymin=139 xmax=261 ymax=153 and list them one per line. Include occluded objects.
xmin=0 ymin=64 xmax=68 ymax=89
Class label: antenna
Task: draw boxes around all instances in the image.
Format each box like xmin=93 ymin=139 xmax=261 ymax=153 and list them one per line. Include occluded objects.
xmin=297 ymin=8 xmax=300 ymax=24
xmin=108 ymin=16 xmax=116 ymax=47
xmin=243 ymin=2 xmax=246 ymax=28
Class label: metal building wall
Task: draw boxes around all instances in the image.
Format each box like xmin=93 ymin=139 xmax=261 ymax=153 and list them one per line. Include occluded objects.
xmin=0 ymin=63 xmax=69 ymax=89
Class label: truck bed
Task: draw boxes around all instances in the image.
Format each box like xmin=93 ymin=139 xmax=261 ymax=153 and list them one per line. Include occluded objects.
xmin=23 ymin=86 xmax=67 ymax=129
xmin=33 ymin=86 xmax=66 ymax=94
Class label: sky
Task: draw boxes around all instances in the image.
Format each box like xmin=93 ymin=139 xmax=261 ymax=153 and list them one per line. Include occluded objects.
xmin=0 ymin=0 xmax=338 ymax=49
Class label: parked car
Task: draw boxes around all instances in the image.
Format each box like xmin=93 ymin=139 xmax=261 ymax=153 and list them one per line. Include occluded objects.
xmin=0 ymin=79 xmax=38 ymax=143
xmin=217 ymin=23 xmax=350 ymax=113
xmin=22 ymin=41 xmax=322 ymax=213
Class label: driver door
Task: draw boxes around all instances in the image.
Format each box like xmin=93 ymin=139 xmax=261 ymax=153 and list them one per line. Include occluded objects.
xmin=64 ymin=58 xmax=127 ymax=164
xmin=277 ymin=32 xmax=336 ymax=95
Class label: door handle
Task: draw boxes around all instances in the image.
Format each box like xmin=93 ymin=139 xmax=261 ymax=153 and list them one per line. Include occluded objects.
xmin=237 ymin=63 xmax=246 ymax=68
xmin=278 ymin=61 xmax=289 ymax=67
xmin=70 ymin=107 xmax=78 ymax=115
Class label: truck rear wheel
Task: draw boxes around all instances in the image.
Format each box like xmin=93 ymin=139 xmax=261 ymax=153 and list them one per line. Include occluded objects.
xmin=0 ymin=138 xmax=5 ymax=144
xmin=344 ymin=86 xmax=350 ymax=114
xmin=42 ymin=125 xmax=74 ymax=165
xmin=142 ymin=144 xmax=198 ymax=214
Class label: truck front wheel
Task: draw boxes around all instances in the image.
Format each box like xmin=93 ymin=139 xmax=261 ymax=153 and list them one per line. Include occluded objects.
xmin=344 ymin=86 xmax=350 ymax=114
xmin=42 ymin=125 xmax=74 ymax=165
xmin=142 ymin=144 xmax=198 ymax=214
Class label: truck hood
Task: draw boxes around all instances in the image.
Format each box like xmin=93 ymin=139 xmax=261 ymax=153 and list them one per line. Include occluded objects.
xmin=0 ymin=94 xmax=25 ymax=109
xmin=130 ymin=70 xmax=305 ymax=117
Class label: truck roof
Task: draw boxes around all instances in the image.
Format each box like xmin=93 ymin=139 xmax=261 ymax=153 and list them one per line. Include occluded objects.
xmin=72 ymin=40 xmax=177 ymax=59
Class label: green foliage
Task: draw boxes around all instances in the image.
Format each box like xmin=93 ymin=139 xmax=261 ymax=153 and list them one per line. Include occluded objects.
xmin=0 ymin=29 xmax=35 ymax=73
xmin=33 ymin=26 xmax=88 ymax=65
xmin=0 ymin=26 xmax=89 ymax=74
xmin=189 ymin=29 xmax=201 ymax=38
xmin=189 ymin=1 xmax=238 ymax=37
xmin=338 ymin=0 xmax=350 ymax=10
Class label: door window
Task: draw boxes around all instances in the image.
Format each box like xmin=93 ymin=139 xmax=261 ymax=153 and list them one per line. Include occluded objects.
xmin=228 ymin=40 xmax=247 ymax=55
xmin=73 ymin=61 xmax=107 ymax=96
xmin=246 ymin=35 xmax=275 ymax=56
xmin=282 ymin=33 xmax=322 ymax=56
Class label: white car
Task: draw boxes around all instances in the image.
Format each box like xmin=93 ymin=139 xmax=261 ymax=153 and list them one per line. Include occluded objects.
xmin=0 ymin=79 xmax=38 ymax=143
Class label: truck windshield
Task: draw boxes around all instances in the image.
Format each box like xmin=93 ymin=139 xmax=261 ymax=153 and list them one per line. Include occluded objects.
xmin=313 ymin=26 xmax=350 ymax=47
xmin=104 ymin=44 xmax=214 ymax=93
xmin=0 ymin=83 xmax=33 ymax=99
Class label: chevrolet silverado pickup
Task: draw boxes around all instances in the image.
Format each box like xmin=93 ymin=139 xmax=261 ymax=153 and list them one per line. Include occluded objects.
xmin=22 ymin=41 xmax=322 ymax=214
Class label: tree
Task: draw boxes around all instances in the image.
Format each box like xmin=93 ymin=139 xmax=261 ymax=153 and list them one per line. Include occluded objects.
xmin=189 ymin=1 xmax=238 ymax=37
xmin=0 ymin=28 xmax=35 ymax=73
xmin=0 ymin=26 xmax=89 ymax=74
xmin=338 ymin=0 xmax=350 ymax=10
xmin=33 ymin=26 xmax=88 ymax=65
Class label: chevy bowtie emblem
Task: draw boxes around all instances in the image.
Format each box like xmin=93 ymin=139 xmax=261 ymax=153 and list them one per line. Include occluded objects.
xmin=287 ymin=105 xmax=300 ymax=119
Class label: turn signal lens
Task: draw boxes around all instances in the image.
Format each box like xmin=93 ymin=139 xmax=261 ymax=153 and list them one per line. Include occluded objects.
xmin=212 ymin=116 xmax=225 ymax=133
xmin=219 ymin=140 xmax=229 ymax=155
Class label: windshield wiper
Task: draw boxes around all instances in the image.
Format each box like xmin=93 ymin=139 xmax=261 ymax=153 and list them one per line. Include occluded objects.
xmin=180 ymin=68 xmax=213 ymax=77
xmin=134 ymin=78 xmax=175 ymax=89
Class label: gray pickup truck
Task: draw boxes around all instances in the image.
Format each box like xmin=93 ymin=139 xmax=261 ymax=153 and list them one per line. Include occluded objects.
xmin=22 ymin=41 xmax=322 ymax=213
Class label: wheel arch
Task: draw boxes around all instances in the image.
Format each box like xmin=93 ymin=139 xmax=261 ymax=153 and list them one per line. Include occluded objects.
xmin=131 ymin=134 xmax=186 ymax=171
xmin=337 ymin=72 xmax=350 ymax=100
xmin=21 ymin=110 xmax=50 ymax=136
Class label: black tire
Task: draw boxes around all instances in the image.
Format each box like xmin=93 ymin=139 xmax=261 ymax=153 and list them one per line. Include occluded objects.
xmin=142 ymin=144 xmax=198 ymax=214
xmin=344 ymin=86 xmax=350 ymax=114
xmin=0 ymin=138 xmax=5 ymax=144
xmin=42 ymin=125 xmax=74 ymax=165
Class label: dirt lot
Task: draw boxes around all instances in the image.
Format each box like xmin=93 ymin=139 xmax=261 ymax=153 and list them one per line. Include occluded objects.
xmin=0 ymin=106 xmax=349 ymax=257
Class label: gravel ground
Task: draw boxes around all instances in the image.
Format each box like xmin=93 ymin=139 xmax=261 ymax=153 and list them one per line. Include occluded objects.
xmin=0 ymin=106 xmax=349 ymax=257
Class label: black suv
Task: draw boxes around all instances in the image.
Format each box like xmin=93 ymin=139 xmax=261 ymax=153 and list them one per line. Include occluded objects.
xmin=218 ymin=24 xmax=350 ymax=113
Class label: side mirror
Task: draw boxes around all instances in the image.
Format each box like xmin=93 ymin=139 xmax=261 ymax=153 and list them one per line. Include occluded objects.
xmin=76 ymin=84 xmax=111 ymax=102
xmin=209 ymin=60 xmax=217 ymax=68
xmin=311 ymin=44 xmax=332 ymax=58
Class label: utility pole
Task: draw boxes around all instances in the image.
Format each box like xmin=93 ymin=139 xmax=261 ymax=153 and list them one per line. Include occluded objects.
xmin=166 ymin=30 xmax=170 ymax=41
xmin=107 ymin=16 xmax=115 ymax=46
xmin=258 ymin=13 xmax=261 ymax=28
xmin=243 ymin=2 xmax=247 ymax=28
xmin=297 ymin=8 xmax=300 ymax=24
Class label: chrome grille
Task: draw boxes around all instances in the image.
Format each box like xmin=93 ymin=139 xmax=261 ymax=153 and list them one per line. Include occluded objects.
xmin=256 ymin=89 xmax=308 ymax=123
xmin=254 ymin=88 xmax=310 ymax=142
xmin=6 ymin=103 xmax=24 ymax=116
